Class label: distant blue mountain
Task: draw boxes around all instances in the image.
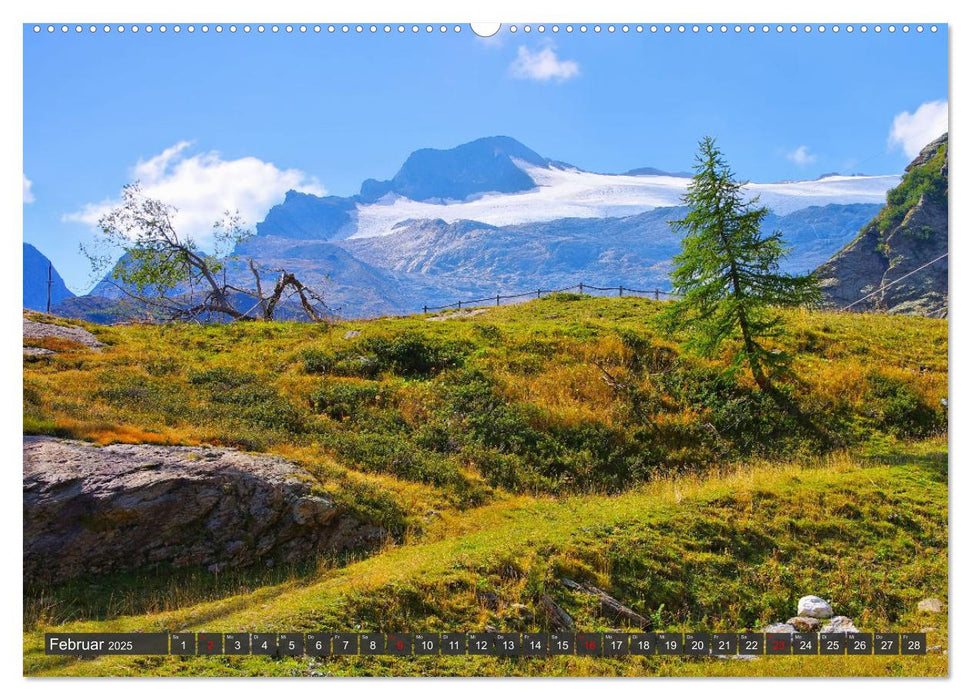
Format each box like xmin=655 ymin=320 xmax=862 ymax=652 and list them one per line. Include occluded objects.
xmin=23 ymin=243 xmax=74 ymax=312
xmin=360 ymin=135 xmax=550 ymax=203
xmin=257 ymin=191 xmax=357 ymax=241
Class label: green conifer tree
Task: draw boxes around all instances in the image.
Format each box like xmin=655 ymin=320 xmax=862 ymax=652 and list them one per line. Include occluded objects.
xmin=663 ymin=137 xmax=820 ymax=414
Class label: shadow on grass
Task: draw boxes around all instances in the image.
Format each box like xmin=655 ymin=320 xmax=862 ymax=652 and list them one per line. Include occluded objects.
xmin=24 ymin=557 xmax=337 ymax=630
xmin=862 ymin=448 xmax=948 ymax=483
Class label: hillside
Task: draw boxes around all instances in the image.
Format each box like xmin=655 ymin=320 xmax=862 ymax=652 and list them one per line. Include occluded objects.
xmin=23 ymin=296 xmax=947 ymax=676
xmin=817 ymin=134 xmax=948 ymax=317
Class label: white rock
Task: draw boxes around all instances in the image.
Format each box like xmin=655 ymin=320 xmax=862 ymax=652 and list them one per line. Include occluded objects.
xmin=917 ymin=598 xmax=944 ymax=613
xmin=797 ymin=595 xmax=834 ymax=619
xmin=763 ymin=623 xmax=797 ymax=634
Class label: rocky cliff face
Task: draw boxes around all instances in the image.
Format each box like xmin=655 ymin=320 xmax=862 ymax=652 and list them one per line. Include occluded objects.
xmin=23 ymin=437 xmax=386 ymax=585
xmin=817 ymin=134 xmax=948 ymax=317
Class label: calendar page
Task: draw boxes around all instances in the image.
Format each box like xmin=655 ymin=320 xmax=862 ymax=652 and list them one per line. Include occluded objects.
xmin=22 ymin=18 xmax=948 ymax=679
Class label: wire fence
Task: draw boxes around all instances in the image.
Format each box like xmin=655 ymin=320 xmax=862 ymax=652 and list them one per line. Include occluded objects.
xmin=422 ymin=282 xmax=681 ymax=314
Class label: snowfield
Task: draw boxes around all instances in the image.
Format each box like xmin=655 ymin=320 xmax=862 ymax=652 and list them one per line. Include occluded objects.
xmin=348 ymin=160 xmax=900 ymax=240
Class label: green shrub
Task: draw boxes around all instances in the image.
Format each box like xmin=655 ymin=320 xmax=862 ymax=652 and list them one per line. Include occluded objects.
xmin=302 ymin=332 xmax=465 ymax=379
xmin=188 ymin=366 xmax=255 ymax=390
xmin=310 ymin=382 xmax=384 ymax=421
xmin=301 ymin=349 xmax=334 ymax=374
xmin=414 ymin=420 xmax=459 ymax=454
xmin=358 ymin=331 xmax=469 ymax=378
xmin=327 ymin=430 xmax=488 ymax=507
xmin=866 ymin=373 xmax=944 ymax=439
xmin=190 ymin=367 xmax=306 ymax=436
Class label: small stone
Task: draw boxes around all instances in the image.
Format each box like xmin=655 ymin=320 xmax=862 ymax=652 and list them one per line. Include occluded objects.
xmin=819 ymin=616 xmax=859 ymax=635
xmin=787 ymin=616 xmax=823 ymax=633
xmin=343 ymin=330 xmax=361 ymax=339
xmin=763 ymin=623 xmax=797 ymax=634
xmin=917 ymin=598 xmax=944 ymax=613
xmin=797 ymin=595 xmax=834 ymax=619
xmin=507 ymin=603 xmax=533 ymax=621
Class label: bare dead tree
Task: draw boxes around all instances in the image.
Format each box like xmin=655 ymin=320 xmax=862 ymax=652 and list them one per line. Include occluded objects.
xmin=82 ymin=183 xmax=334 ymax=323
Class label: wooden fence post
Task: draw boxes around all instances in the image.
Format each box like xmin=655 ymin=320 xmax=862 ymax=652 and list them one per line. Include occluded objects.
xmin=579 ymin=282 xmax=584 ymax=294
xmin=537 ymin=288 xmax=542 ymax=298
xmin=654 ymin=289 xmax=659 ymax=301
xmin=423 ymin=305 xmax=428 ymax=314
xmin=457 ymin=300 xmax=462 ymax=309
xmin=496 ymin=294 xmax=500 ymax=306
xmin=619 ymin=285 xmax=624 ymax=297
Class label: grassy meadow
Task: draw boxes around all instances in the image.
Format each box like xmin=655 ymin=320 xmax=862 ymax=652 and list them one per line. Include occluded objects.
xmin=22 ymin=295 xmax=948 ymax=676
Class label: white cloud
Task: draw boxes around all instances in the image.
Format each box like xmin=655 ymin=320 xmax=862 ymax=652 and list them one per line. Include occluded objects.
xmin=65 ymin=143 xmax=324 ymax=248
xmin=509 ymin=44 xmax=579 ymax=82
xmin=786 ymin=146 xmax=817 ymax=167
xmin=23 ymin=174 xmax=34 ymax=203
xmin=889 ymin=100 xmax=948 ymax=158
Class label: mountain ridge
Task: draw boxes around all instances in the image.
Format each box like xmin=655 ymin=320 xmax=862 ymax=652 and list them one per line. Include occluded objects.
xmin=23 ymin=243 xmax=75 ymax=312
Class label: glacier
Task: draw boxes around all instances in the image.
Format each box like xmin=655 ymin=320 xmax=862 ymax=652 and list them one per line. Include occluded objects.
xmin=347 ymin=160 xmax=900 ymax=240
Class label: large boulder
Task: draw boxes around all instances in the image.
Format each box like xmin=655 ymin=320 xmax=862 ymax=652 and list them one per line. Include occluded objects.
xmin=23 ymin=437 xmax=386 ymax=585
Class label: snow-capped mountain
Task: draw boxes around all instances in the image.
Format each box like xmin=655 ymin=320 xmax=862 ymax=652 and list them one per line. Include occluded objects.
xmin=255 ymin=135 xmax=900 ymax=243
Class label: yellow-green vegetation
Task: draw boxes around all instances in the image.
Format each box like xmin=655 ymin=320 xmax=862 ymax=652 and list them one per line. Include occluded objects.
xmin=22 ymin=297 xmax=948 ymax=676
xmin=876 ymin=137 xmax=947 ymax=239
xmin=24 ymin=442 xmax=947 ymax=676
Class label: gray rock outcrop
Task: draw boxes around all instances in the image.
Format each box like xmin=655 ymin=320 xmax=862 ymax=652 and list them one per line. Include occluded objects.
xmin=817 ymin=133 xmax=948 ymax=317
xmin=23 ymin=316 xmax=105 ymax=350
xmin=819 ymin=616 xmax=859 ymax=635
xmin=23 ymin=437 xmax=386 ymax=585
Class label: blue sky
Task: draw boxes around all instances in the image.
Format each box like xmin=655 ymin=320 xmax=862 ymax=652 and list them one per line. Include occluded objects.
xmin=23 ymin=24 xmax=948 ymax=292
